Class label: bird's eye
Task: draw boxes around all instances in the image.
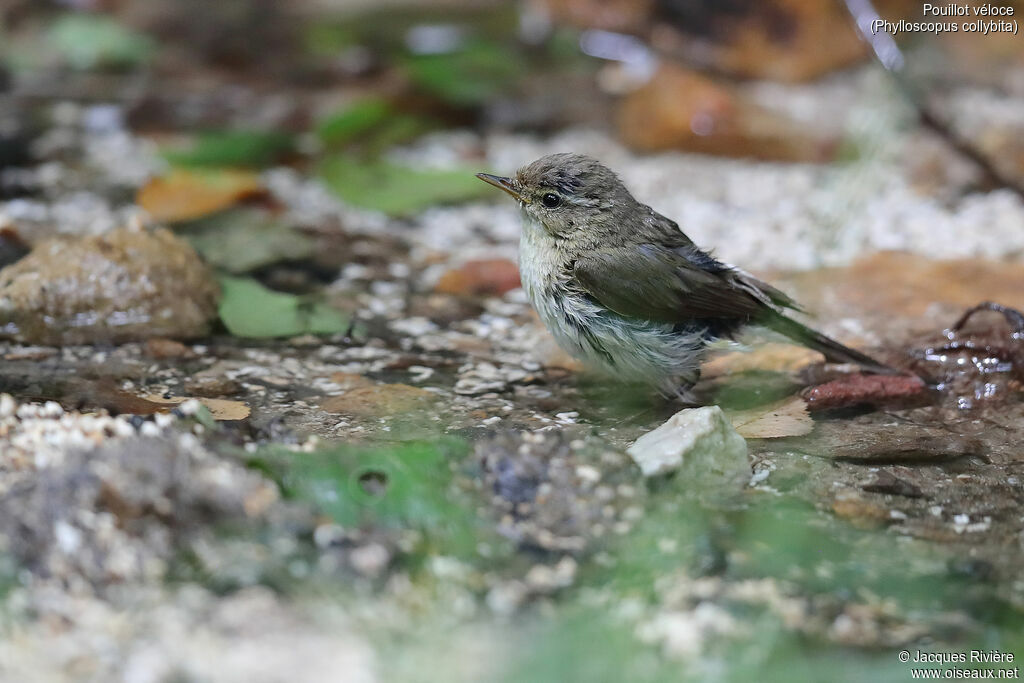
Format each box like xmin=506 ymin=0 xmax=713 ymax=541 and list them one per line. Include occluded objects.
xmin=542 ymin=193 xmax=561 ymax=208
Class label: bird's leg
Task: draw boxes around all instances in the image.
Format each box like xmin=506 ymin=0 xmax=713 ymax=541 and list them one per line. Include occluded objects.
xmin=662 ymin=370 xmax=703 ymax=406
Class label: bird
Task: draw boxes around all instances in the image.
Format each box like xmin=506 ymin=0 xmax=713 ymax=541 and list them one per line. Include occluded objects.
xmin=476 ymin=152 xmax=895 ymax=400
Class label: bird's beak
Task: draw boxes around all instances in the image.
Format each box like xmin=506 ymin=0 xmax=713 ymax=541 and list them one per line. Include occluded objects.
xmin=476 ymin=173 xmax=524 ymax=202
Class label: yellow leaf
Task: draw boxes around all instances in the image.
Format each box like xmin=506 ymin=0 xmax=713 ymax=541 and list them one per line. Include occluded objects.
xmin=703 ymin=343 xmax=823 ymax=378
xmin=727 ymin=397 xmax=813 ymax=439
xmin=137 ymin=169 xmax=264 ymax=223
xmin=142 ymin=395 xmax=251 ymax=421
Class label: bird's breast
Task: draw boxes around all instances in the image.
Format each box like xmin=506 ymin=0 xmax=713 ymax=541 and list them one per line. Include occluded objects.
xmin=517 ymin=213 xmax=562 ymax=303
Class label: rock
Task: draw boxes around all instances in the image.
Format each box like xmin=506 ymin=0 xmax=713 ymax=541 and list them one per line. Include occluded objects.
xmin=348 ymin=543 xmax=391 ymax=578
xmin=0 ymin=226 xmax=220 ymax=345
xmin=627 ymin=405 xmax=749 ymax=483
xmin=434 ymin=258 xmax=521 ymax=297
xmin=475 ymin=431 xmax=644 ymax=553
xmin=0 ymin=433 xmax=278 ymax=586
xmin=862 ymin=470 xmax=923 ymax=498
xmin=145 ymin=337 xmax=193 ymax=359
xmin=184 ymin=373 xmax=243 ymax=398
xmin=807 ymin=422 xmax=984 ymax=463
xmin=617 ymin=63 xmax=838 ymax=161
xmin=831 ymin=490 xmax=893 ymax=529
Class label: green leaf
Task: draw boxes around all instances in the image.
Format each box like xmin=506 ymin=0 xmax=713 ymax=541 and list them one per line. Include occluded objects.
xmin=316 ymin=98 xmax=393 ymax=145
xmin=318 ymin=157 xmax=492 ymax=216
xmin=316 ymin=98 xmax=436 ymax=152
xmin=402 ymin=40 xmax=521 ymax=106
xmin=163 ymin=130 xmax=295 ymax=169
xmin=250 ymin=440 xmax=486 ymax=557
xmin=303 ymin=23 xmax=358 ymax=57
xmin=181 ymin=208 xmax=317 ymax=274
xmin=48 ymin=13 xmax=155 ymax=70
xmin=217 ymin=275 xmax=349 ymax=339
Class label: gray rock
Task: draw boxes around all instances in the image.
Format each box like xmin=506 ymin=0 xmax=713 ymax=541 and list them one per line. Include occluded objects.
xmin=475 ymin=430 xmax=645 ymax=553
xmin=627 ymin=406 xmax=749 ymax=484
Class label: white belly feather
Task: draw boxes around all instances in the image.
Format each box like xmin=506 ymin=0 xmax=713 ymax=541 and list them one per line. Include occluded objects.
xmin=518 ymin=213 xmax=707 ymax=394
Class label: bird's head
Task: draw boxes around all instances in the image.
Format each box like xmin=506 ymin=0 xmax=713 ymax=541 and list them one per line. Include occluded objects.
xmin=477 ymin=153 xmax=636 ymax=240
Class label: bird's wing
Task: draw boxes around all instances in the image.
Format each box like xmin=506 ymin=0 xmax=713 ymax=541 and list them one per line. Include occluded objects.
xmin=572 ymin=243 xmax=776 ymax=323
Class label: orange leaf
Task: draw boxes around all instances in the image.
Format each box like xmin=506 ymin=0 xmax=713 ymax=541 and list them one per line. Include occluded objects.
xmin=137 ymin=169 xmax=264 ymax=223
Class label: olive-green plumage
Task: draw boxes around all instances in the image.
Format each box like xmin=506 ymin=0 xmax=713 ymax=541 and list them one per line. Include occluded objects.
xmin=477 ymin=153 xmax=892 ymax=398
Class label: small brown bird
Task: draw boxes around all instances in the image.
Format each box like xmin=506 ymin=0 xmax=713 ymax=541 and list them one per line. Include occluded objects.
xmin=477 ymin=153 xmax=893 ymax=399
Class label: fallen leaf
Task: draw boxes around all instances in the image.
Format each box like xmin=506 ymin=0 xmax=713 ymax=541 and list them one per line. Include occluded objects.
xmin=217 ymin=275 xmax=350 ymax=339
xmin=727 ymin=396 xmax=813 ymax=439
xmin=138 ymin=169 xmax=265 ymax=223
xmin=162 ymin=130 xmax=295 ymax=168
xmin=318 ymin=157 xmax=492 ymax=216
xmin=48 ymin=13 xmax=155 ymax=70
xmin=801 ymin=374 xmax=928 ymax=412
xmin=321 ymin=383 xmax=439 ymax=418
xmin=75 ymin=381 xmax=169 ymax=415
xmin=617 ymin=63 xmax=837 ymax=161
xmin=329 ymin=372 xmax=376 ymax=390
xmin=317 ymin=98 xmax=392 ymax=143
xmin=435 ymin=259 xmax=521 ymax=297
xmin=316 ymin=98 xmax=434 ymax=151
xmin=180 ymin=207 xmax=317 ymax=273
xmin=402 ymin=40 xmax=522 ymax=106
xmin=543 ymin=0 xmax=651 ymax=33
xmin=250 ymin=441 xmax=481 ymax=555
xmin=780 ymin=252 xmax=1024 ymax=322
xmin=143 ymin=395 xmax=251 ymax=420
xmin=703 ymin=343 xmax=823 ymax=378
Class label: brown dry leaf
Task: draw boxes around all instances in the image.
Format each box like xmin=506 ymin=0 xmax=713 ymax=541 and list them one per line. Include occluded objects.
xmin=780 ymin=252 xmax=1024 ymax=323
xmin=435 ymin=259 xmax=521 ymax=297
xmin=726 ymin=396 xmax=813 ymax=439
xmin=617 ymin=63 xmax=837 ymax=161
xmin=542 ymin=0 xmax=652 ymax=33
xmin=703 ymin=343 xmax=822 ymax=379
xmin=329 ymin=372 xmax=376 ymax=390
xmin=832 ymin=491 xmax=893 ymax=529
xmin=142 ymin=395 xmax=251 ymax=420
xmin=649 ymin=0 xmax=916 ymax=82
xmin=801 ymin=373 xmax=928 ymax=412
xmin=137 ymin=169 xmax=264 ymax=223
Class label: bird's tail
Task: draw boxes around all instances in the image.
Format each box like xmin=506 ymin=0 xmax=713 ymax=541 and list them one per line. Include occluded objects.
xmin=765 ymin=313 xmax=898 ymax=375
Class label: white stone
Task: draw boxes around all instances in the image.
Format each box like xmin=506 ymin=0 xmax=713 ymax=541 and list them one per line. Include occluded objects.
xmin=627 ymin=406 xmax=748 ymax=481
xmin=348 ymin=543 xmax=390 ymax=578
